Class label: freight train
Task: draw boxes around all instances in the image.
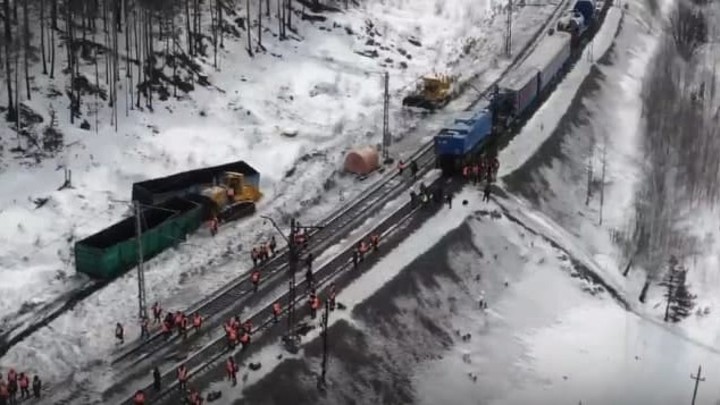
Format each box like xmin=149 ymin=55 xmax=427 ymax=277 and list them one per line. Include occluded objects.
xmin=434 ymin=0 xmax=601 ymax=173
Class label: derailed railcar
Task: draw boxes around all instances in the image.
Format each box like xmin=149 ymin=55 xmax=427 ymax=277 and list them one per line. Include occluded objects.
xmin=74 ymin=197 xmax=203 ymax=279
xmin=434 ymin=109 xmax=494 ymax=172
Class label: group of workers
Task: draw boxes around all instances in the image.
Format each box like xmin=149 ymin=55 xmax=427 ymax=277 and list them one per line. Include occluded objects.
xmin=397 ymin=159 xmax=420 ymax=179
xmin=462 ymin=155 xmax=500 ymax=185
xmin=0 ymin=369 xmax=42 ymax=405
xmin=250 ymin=236 xmax=277 ymax=267
xmin=115 ymin=303 xmax=205 ymax=346
xmin=223 ymin=316 xmax=253 ymax=351
xmin=350 ymin=233 xmax=381 ymax=269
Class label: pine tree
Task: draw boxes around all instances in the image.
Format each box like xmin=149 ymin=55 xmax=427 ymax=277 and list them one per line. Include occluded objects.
xmin=668 ymin=268 xmax=696 ymax=322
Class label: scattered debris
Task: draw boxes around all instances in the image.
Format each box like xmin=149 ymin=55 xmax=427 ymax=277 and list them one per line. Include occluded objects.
xmin=408 ymin=36 xmax=422 ymax=47
xmin=33 ymin=197 xmax=50 ymax=209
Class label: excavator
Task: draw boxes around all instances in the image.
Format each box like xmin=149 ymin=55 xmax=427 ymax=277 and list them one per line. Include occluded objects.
xmin=200 ymin=172 xmax=263 ymax=222
xmin=402 ymin=74 xmax=455 ymax=110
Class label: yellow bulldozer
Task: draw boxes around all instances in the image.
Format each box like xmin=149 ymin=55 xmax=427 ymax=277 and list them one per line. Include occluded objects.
xmin=402 ymin=74 xmax=455 ymax=110
xmin=201 ymin=171 xmax=263 ymax=222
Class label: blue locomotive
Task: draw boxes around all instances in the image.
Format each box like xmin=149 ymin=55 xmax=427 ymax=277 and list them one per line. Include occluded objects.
xmin=433 ymin=0 xmax=601 ymax=174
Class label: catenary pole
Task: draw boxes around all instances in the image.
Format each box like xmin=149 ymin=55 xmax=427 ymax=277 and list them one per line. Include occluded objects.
xmin=690 ymin=365 xmax=705 ymax=405
xmin=134 ymin=200 xmax=148 ymax=321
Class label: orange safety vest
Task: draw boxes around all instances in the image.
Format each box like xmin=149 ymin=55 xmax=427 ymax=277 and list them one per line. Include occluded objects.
xmin=240 ymin=333 xmax=250 ymax=344
xmin=0 ymin=383 xmax=8 ymax=398
xmin=7 ymin=371 xmax=15 ymax=382
xmin=193 ymin=315 xmax=202 ymax=328
xmin=311 ymin=297 xmax=321 ymax=310
xmin=359 ymin=242 xmax=368 ymax=253
xmin=178 ymin=367 xmax=188 ymax=381
xmin=229 ymin=328 xmax=238 ymax=342
xmin=272 ymin=302 xmax=282 ymax=315
xmin=19 ymin=376 xmax=28 ymax=389
xmin=251 ymin=272 xmax=260 ymax=283
xmin=133 ymin=392 xmax=145 ymax=404
xmin=226 ymin=360 xmax=236 ymax=374
xmin=162 ymin=322 xmax=170 ymax=333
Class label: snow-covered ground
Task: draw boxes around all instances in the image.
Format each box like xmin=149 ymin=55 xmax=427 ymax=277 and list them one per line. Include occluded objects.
xmin=226 ymin=186 xmax=720 ymax=405
xmin=0 ymin=0 xmax=567 ymax=394
xmin=502 ymin=0 xmax=720 ymax=369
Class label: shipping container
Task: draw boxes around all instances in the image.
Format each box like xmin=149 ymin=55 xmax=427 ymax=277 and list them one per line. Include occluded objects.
xmin=132 ymin=160 xmax=260 ymax=206
xmin=74 ymin=197 xmax=203 ymax=279
xmin=522 ymin=31 xmax=572 ymax=92
xmin=499 ymin=66 xmax=540 ymax=116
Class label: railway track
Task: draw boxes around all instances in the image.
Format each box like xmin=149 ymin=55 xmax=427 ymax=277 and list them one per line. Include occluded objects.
xmin=121 ymin=169 xmax=448 ymax=405
xmin=112 ymin=143 xmax=435 ymax=365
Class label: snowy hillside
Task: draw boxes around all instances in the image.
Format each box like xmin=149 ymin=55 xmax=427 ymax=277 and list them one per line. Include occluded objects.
xmin=0 ymin=0 xmax=565 ymax=396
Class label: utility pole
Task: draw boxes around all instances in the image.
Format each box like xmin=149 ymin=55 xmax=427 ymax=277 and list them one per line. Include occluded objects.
xmin=690 ymin=365 xmax=705 ymax=405
xmin=134 ymin=201 xmax=148 ymax=321
xmin=318 ymin=298 xmax=330 ymax=390
xmin=261 ymin=215 xmax=322 ymax=353
xmin=287 ymin=220 xmax=299 ymax=352
xmin=382 ymin=71 xmax=393 ymax=164
xmin=504 ymin=0 xmax=512 ymax=57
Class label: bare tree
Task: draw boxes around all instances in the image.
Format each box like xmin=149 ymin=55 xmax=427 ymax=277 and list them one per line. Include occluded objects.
xmin=22 ymin=0 xmax=30 ymax=100
xmin=246 ymin=0 xmax=253 ymax=56
xmin=4 ymin=0 xmax=16 ymax=121
xmin=40 ymin=0 xmax=47 ymax=75
xmin=258 ymin=0 xmax=263 ymax=50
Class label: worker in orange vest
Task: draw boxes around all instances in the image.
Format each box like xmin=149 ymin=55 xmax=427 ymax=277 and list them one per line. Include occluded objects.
xmin=209 ymin=216 xmax=219 ymax=237
xmin=18 ymin=373 xmax=29 ymax=399
xmin=397 ymin=159 xmax=405 ymax=175
xmin=0 ymin=381 xmax=8 ymax=405
xmin=161 ymin=320 xmax=171 ymax=339
xmin=251 ymin=270 xmax=261 ymax=292
xmin=370 ymin=234 xmax=380 ymax=251
xmin=140 ymin=316 xmax=150 ymax=340
xmin=151 ymin=302 xmax=162 ymax=324
xmin=189 ymin=388 xmax=203 ymax=405
xmin=177 ymin=364 xmax=189 ymax=390
xmin=272 ymin=302 xmax=282 ymax=323
xmin=309 ymin=292 xmax=321 ymax=319
xmin=358 ymin=241 xmax=369 ymax=261
xmin=226 ymin=325 xmax=238 ymax=350
xmin=243 ymin=320 xmax=253 ymax=334
xmin=180 ymin=313 xmax=189 ymax=339
xmin=226 ymin=357 xmax=238 ymax=386
xmin=133 ymin=389 xmax=146 ymax=405
xmin=192 ymin=313 xmax=203 ymax=332
xmin=239 ymin=331 xmax=251 ymax=349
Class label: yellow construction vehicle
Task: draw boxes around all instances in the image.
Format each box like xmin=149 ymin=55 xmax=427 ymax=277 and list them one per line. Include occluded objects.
xmin=402 ymin=74 xmax=455 ymax=110
xmin=201 ymin=171 xmax=263 ymax=222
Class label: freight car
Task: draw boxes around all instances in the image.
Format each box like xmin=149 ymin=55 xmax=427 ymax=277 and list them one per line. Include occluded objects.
xmin=494 ymin=30 xmax=572 ymax=126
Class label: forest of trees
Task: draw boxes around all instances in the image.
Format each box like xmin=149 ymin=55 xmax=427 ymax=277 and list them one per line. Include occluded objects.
xmin=0 ymin=0 xmax=325 ymax=148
